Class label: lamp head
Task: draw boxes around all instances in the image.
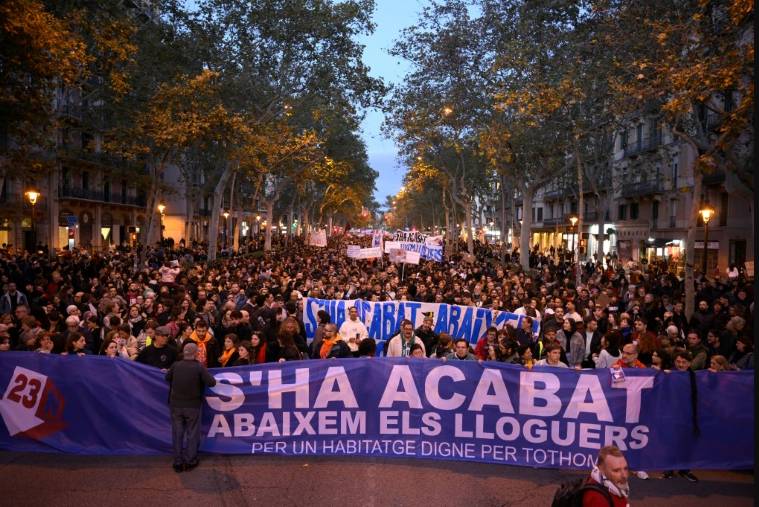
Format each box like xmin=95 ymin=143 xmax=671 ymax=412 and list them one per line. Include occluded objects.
xmin=26 ymin=190 xmax=39 ymax=205
xmin=699 ymin=205 xmax=714 ymax=224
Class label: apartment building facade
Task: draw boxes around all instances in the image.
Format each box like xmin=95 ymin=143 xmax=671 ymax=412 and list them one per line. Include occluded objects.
xmin=611 ymin=114 xmax=752 ymax=274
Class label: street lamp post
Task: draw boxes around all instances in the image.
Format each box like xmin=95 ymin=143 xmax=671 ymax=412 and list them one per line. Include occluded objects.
xmin=569 ymin=215 xmax=578 ymax=263
xmin=222 ymin=210 xmax=230 ymax=250
xmin=26 ymin=190 xmax=39 ymax=251
xmin=699 ymin=203 xmax=715 ymax=276
xmin=157 ymin=203 xmax=166 ymax=245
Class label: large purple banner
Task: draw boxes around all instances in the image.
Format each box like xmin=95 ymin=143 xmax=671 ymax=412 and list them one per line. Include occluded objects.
xmin=0 ymin=353 xmax=753 ymax=470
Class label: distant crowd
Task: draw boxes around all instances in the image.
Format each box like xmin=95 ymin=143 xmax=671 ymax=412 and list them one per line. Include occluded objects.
xmin=0 ymin=234 xmax=752 ymax=376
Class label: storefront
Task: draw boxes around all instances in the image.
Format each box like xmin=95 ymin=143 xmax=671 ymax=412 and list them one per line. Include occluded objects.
xmin=59 ymin=212 xmax=78 ymax=250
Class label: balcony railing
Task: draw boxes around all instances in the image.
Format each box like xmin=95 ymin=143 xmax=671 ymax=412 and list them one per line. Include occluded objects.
xmin=57 ymin=103 xmax=82 ymax=121
xmin=542 ymin=175 xmax=613 ymax=201
xmin=583 ymin=211 xmax=599 ymax=222
xmin=623 ymin=134 xmax=663 ymax=158
xmin=702 ymin=170 xmax=726 ymax=186
xmin=60 ymin=186 xmax=146 ymax=207
xmin=0 ymin=193 xmax=49 ymax=212
xmin=620 ymin=179 xmax=664 ymax=199
xmin=542 ymin=216 xmax=565 ymax=226
xmin=542 ymin=188 xmax=564 ymax=201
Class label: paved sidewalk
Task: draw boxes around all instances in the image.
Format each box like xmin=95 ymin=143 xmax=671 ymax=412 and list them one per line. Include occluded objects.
xmin=0 ymin=452 xmax=753 ymax=507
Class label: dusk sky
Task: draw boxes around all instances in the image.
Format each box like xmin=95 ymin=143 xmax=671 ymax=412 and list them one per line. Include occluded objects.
xmin=358 ymin=0 xmax=426 ymax=207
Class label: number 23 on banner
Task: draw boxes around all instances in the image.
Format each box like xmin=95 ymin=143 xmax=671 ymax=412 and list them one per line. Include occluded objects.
xmin=0 ymin=367 xmax=48 ymax=436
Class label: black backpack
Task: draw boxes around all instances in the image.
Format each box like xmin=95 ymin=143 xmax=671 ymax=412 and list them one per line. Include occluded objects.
xmin=551 ymin=477 xmax=614 ymax=507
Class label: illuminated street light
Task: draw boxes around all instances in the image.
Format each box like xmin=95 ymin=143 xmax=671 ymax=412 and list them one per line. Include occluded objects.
xmin=568 ymin=215 xmax=578 ymax=262
xmin=26 ymin=190 xmax=39 ymax=206
xmin=157 ymin=203 xmax=166 ymax=244
xmin=26 ymin=190 xmax=40 ymax=251
xmin=442 ymin=106 xmax=453 ymax=116
xmin=222 ymin=211 xmax=230 ymax=250
xmin=699 ymin=202 xmax=715 ymax=275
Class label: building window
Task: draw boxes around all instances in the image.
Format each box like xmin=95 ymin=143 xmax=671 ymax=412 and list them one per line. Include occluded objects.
xmin=618 ymin=204 xmax=627 ymax=220
xmin=719 ymin=192 xmax=728 ymax=226
xmin=723 ymin=90 xmax=734 ymax=112
xmin=669 ymin=199 xmax=677 ymax=228
xmin=635 ymin=124 xmax=643 ymax=151
xmin=649 ymin=119 xmax=662 ymax=145
xmin=82 ymin=171 xmax=89 ymax=190
xmin=697 ymin=103 xmax=709 ymax=130
xmin=81 ymin=132 xmax=94 ymax=151
xmin=630 ymin=202 xmax=639 ymax=220
xmin=103 ymin=181 xmax=110 ymax=202
xmin=620 ymin=130 xmax=628 ymax=150
xmin=537 ymin=207 xmax=543 ymax=222
xmin=729 ymin=239 xmax=746 ymax=266
xmin=671 ymin=159 xmax=678 ymax=188
xmin=121 ymin=179 xmax=127 ymax=204
xmin=652 ymin=201 xmax=659 ymax=223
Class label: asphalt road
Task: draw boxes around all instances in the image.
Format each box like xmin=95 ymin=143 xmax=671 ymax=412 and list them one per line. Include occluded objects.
xmin=0 ymin=452 xmax=753 ymax=507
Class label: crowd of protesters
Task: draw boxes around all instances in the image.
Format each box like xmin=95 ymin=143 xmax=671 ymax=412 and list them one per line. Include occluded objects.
xmin=0 ymin=232 xmax=752 ymax=379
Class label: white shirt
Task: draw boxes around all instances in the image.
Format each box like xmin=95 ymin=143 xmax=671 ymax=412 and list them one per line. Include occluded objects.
xmin=338 ymin=318 xmax=369 ymax=351
xmin=584 ymin=331 xmax=594 ymax=359
xmin=385 ymin=334 xmax=425 ymax=357
xmin=594 ymin=349 xmax=621 ymax=369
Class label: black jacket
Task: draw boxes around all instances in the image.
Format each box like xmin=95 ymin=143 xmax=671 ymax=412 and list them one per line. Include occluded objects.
xmin=415 ymin=326 xmax=439 ymax=357
xmin=137 ymin=344 xmax=177 ymax=369
xmin=310 ymin=338 xmax=352 ymax=359
xmin=165 ymin=359 xmax=216 ymax=409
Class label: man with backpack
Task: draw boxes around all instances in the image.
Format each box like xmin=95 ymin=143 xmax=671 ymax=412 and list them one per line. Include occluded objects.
xmin=583 ymin=446 xmax=630 ymax=506
xmin=552 ymin=445 xmax=630 ymax=507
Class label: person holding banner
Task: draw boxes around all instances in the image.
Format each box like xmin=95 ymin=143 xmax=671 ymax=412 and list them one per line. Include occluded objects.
xmin=386 ymin=319 xmax=425 ymax=357
xmin=445 ymin=338 xmax=476 ymax=361
xmin=338 ymin=306 xmax=368 ymax=355
xmin=474 ymin=327 xmax=498 ymax=360
xmin=311 ymin=323 xmax=351 ymax=359
xmin=535 ymin=343 xmax=568 ymax=368
xmin=414 ymin=313 xmax=438 ymax=357
xmin=662 ymin=351 xmax=699 ymax=483
xmin=165 ymin=343 xmax=216 ymax=473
